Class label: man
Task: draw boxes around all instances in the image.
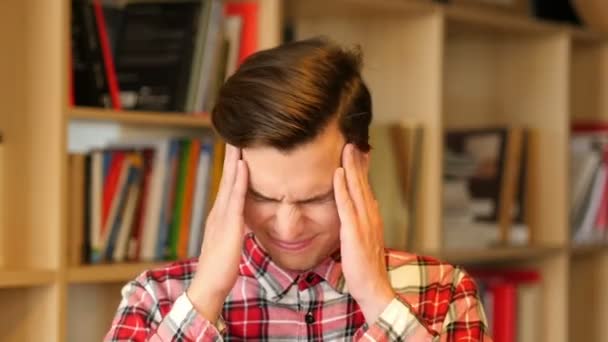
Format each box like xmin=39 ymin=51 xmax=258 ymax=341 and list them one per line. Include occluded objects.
xmin=105 ymin=37 xmax=491 ymax=341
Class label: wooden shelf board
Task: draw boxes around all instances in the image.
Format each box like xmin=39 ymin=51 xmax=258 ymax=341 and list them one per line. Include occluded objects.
xmin=444 ymin=4 xmax=559 ymax=35
xmin=287 ymin=0 xmax=437 ymax=17
xmin=570 ymin=244 xmax=608 ymax=256
xmin=69 ymin=107 xmax=212 ymax=128
xmin=68 ymin=262 xmax=170 ymax=284
xmin=0 ymin=269 xmax=56 ymax=288
xmin=570 ymin=26 xmax=608 ymax=44
xmin=429 ymin=245 xmax=564 ymax=264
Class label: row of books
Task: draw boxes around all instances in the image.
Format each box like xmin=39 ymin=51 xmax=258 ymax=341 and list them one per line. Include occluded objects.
xmin=67 ymin=137 xmax=225 ymax=264
xmin=470 ymin=269 xmax=542 ymax=342
xmin=443 ymin=126 xmax=530 ymax=249
xmin=70 ymin=0 xmax=258 ymax=113
xmin=570 ymin=121 xmax=608 ymax=245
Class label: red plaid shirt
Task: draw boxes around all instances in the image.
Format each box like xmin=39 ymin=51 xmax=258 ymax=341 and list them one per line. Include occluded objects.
xmin=105 ymin=233 xmax=491 ymax=341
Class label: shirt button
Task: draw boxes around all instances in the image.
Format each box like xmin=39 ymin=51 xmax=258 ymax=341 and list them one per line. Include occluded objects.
xmin=305 ymin=312 xmax=315 ymax=324
xmin=306 ymin=273 xmax=315 ymax=283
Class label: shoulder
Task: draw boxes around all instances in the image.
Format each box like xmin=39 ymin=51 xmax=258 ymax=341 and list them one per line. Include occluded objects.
xmin=384 ymin=249 xmax=481 ymax=321
xmin=384 ymin=248 xmax=474 ymax=295
xmin=126 ymin=258 xmax=199 ymax=302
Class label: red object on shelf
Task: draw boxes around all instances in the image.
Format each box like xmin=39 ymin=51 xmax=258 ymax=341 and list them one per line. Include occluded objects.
xmin=92 ymin=0 xmax=121 ymax=110
xmin=225 ymin=2 xmax=258 ymax=66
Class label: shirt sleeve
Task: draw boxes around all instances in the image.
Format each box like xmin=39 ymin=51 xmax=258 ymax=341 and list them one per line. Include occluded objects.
xmin=353 ymin=272 xmax=492 ymax=341
xmin=103 ymin=279 xmax=224 ymax=342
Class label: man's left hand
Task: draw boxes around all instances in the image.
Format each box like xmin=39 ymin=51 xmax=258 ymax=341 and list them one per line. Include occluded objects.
xmin=333 ymin=143 xmax=396 ymax=326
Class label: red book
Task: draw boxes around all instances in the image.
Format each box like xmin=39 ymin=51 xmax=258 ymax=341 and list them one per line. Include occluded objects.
xmin=572 ymin=121 xmax=608 ymax=133
xmin=102 ymin=151 xmax=126 ymax=231
xmin=490 ymin=282 xmax=517 ymax=342
xmin=92 ymin=0 xmax=121 ymax=109
xmin=129 ymin=149 xmax=155 ymax=261
xmin=225 ymin=2 xmax=258 ymax=65
xmin=68 ymin=47 xmax=75 ymax=107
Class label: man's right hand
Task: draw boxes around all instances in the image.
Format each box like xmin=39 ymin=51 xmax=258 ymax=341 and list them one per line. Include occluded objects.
xmin=186 ymin=144 xmax=249 ymax=324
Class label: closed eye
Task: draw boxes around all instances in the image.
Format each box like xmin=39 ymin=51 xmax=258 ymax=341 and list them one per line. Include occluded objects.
xmin=248 ymin=189 xmax=280 ymax=203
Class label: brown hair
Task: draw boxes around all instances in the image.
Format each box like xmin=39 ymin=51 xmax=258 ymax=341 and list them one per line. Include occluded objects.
xmin=211 ymin=36 xmax=372 ymax=152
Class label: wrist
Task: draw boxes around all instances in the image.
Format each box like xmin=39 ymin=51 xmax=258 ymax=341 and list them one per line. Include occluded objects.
xmin=186 ymin=275 xmax=228 ymax=324
xmin=357 ymin=286 xmax=396 ymax=326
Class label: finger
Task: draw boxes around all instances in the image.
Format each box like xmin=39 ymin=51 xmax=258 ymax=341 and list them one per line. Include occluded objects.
xmin=215 ymin=144 xmax=240 ymax=210
xmin=227 ymin=160 xmax=249 ymax=217
xmin=333 ymin=167 xmax=358 ymax=231
xmin=343 ymin=144 xmax=369 ymax=226
xmin=354 ymin=148 xmax=374 ymax=207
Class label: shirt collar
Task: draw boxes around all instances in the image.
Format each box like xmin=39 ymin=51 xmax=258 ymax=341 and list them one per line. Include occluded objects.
xmin=239 ymin=233 xmax=347 ymax=301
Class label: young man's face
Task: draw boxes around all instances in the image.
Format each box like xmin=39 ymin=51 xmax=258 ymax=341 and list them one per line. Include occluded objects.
xmin=242 ymin=121 xmax=345 ymax=272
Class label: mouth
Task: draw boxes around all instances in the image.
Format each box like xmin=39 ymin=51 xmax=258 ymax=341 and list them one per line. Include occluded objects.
xmin=269 ymin=236 xmax=315 ymax=252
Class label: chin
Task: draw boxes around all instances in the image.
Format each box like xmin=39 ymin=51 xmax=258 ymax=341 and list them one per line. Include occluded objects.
xmin=270 ymin=255 xmax=319 ymax=273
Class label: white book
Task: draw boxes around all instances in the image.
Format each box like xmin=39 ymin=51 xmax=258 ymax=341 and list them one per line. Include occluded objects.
xmin=89 ymin=151 xmax=103 ymax=262
xmin=223 ymin=15 xmax=243 ymax=80
xmin=113 ymin=177 xmax=141 ymax=262
xmin=575 ymin=164 xmax=607 ymax=243
xmin=188 ymin=142 xmax=213 ymax=257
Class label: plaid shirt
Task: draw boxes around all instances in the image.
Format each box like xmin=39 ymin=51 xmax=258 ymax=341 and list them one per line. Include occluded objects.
xmin=105 ymin=233 xmax=491 ymax=341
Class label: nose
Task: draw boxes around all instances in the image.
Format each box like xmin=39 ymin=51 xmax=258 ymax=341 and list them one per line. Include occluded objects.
xmin=273 ymin=203 xmax=304 ymax=241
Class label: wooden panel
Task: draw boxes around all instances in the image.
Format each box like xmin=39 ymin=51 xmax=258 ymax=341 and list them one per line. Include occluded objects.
xmin=445 ymin=3 xmax=558 ymax=35
xmin=68 ymin=262 xmax=169 ymax=284
xmin=0 ymin=286 xmax=60 ymax=342
xmin=0 ymin=270 xmax=55 ymax=288
xmin=23 ymin=0 xmax=65 ymax=269
xmin=258 ymin=0 xmax=283 ymax=49
xmin=292 ymin=11 xmax=444 ymax=252
xmin=68 ymin=284 xmax=125 ymax=342
xmin=498 ymin=34 xmax=570 ymax=247
xmin=286 ymin=0 xmax=436 ymax=18
xmin=435 ymin=245 xmax=563 ymax=264
xmin=570 ymin=253 xmax=599 ymax=341
xmin=534 ymin=252 xmax=569 ymax=342
xmin=69 ymin=107 xmax=212 ymax=128
xmin=571 ymin=41 xmax=608 ymax=121
xmin=0 ymin=0 xmax=28 ymax=269
xmin=0 ymin=0 xmax=66 ymax=268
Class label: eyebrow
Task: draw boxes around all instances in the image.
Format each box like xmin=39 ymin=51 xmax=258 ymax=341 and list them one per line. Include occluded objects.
xmin=248 ymin=187 xmax=334 ymax=204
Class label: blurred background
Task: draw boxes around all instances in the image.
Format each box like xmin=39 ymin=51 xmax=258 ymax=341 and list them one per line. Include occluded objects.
xmin=0 ymin=0 xmax=607 ymax=341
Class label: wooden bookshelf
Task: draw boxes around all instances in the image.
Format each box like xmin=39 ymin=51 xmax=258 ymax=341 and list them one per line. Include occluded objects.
xmin=69 ymin=107 xmax=212 ymax=128
xmin=444 ymin=2 xmax=558 ymax=34
xmin=67 ymin=262 xmax=170 ymax=284
xmin=435 ymin=246 xmax=564 ymax=265
xmin=0 ymin=270 xmax=56 ymax=288
xmin=1 ymin=0 xmax=607 ymax=340
xmin=570 ymin=244 xmax=608 ymax=256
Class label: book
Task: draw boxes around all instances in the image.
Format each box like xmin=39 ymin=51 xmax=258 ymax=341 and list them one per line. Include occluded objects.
xmin=113 ymin=1 xmax=202 ymax=111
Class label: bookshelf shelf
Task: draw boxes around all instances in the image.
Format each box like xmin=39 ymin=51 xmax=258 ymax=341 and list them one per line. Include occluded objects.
xmin=570 ymin=244 xmax=608 ymax=256
xmin=571 ymin=26 xmax=607 ymax=44
xmin=67 ymin=262 xmax=170 ymax=284
xmin=444 ymin=3 xmax=558 ymax=34
xmin=434 ymin=246 xmax=564 ymax=265
xmin=69 ymin=107 xmax=212 ymax=128
xmin=0 ymin=270 xmax=56 ymax=288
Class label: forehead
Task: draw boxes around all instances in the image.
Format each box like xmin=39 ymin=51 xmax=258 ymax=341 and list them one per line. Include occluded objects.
xmin=242 ymin=124 xmax=345 ymax=198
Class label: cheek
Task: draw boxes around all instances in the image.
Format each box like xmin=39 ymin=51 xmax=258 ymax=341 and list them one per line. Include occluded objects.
xmin=301 ymin=203 xmax=341 ymax=228
xmin=244 ymin=199 xmax=276 ymax=228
